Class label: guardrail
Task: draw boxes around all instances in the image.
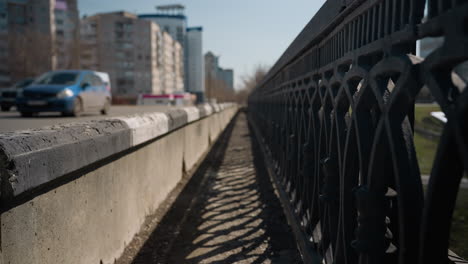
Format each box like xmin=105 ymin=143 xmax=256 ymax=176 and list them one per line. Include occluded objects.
xmin=248 ymin=0 xmax=467 ymax=263
xmin=0 ymin=103 xmax=238 ymax=264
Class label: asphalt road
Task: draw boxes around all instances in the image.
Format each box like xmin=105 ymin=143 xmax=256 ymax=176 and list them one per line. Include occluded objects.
xmin=0 ymin=105 xmax=173 ymax=132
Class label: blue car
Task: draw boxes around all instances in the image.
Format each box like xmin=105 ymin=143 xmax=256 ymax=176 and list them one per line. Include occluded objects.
xmin=17 ymin=70 xmax=111 ymax=117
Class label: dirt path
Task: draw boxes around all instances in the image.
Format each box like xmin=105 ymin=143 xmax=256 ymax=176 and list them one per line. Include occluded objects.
xmin=121 ymin=112 xmax=302 ymax=264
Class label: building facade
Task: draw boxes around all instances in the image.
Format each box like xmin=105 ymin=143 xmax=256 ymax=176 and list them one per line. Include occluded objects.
xmin=140 ymin=5 xmax=205 ymax=101
xmin=139 ymin=6 xmax=187 ymax=93
xmin=205 ymin=51 xmax=234 ymax=92
xmin=54 ymin=0 xmax=80 ymax=69
xmin=186 ymin=27 xmax=204 ymax=101
xmin=138 ymin=13 xmax=186 ymax=45
xmin=0 ymin=0 xmax=79 ymax=87
xmin=80 ymin=11 xmax=183 ymax=96
xmin=219 ymin=69 xmax=234 ymax=91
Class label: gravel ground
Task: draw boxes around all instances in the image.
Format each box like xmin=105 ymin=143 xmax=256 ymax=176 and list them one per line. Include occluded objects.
xmin=116 ymin=112 xmax=302 ymax=264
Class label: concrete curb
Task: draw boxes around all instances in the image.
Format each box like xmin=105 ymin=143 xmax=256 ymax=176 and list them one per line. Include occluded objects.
xmin=116 ymin=112 xmax=170 ymax=147
xmin=181 ymin=106 xmax=200 ymax=122
xmin=0 ymin=103 xmax=236 ymax=203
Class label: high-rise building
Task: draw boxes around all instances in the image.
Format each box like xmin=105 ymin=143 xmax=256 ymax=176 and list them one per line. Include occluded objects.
xmin=140 ymin=5 xmax=205 ymax=101
xmin=186 ymin=27 xmax=204 ymax=101
xmin=205 ymin=51 xmax=234 ymax=92
xmin=204 ymin=51 xmax=219 ymax=79
xmin=55 ymin=0 xmax=80 ymax=69
xmin=219 ymin=69 xmax=234 ymax=91
xmin=139 ymin=5 xmax=186 ymax=45
xmin=80 ymin=11 xmax=183 ymax=96
xmin=160 ymin=31 xmax=184 ymax=93
xmin=0 ymin=0 xmax=79 ymax=87
xmin=139 ymin=5 xmax=186 ymax=92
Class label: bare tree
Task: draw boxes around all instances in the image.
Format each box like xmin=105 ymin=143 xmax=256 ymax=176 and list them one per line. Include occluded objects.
xmin=235 ymin=64 xmax=269 ymax=105
xmin=205 ymin=75 xmax=236 ymax=103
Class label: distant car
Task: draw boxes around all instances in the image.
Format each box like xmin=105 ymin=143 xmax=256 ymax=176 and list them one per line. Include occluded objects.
xmin=16 ymin=70 xmax=111 ymax=117
xmin=0 ymin=78 xmax=34 ymax=111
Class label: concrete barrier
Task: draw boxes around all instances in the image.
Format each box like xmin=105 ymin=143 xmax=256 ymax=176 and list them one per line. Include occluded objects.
xmin=0 ymin=103 xmax=238 ymax=264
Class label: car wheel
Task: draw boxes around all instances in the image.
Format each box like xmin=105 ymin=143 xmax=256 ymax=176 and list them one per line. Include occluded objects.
xmin=1 ymin=106 xmax=10 ymax=111
xmin=70 ymin=97 xmax=83 ymax=117
xmin=20 ymin=112 xmax=33 ymax=117
xmin=101 ymin=99 xmax=110 ymax=115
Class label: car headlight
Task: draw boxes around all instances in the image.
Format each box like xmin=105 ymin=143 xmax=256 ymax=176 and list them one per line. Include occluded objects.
xmin=57 ymin=88 xmax=74 ymax=99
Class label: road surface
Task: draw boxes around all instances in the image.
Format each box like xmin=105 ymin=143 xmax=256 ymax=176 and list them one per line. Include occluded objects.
xmin=0 ymin=105 xmax=173 ymax=132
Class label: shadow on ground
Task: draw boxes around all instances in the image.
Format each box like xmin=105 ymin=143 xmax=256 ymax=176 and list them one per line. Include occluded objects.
xmin=129 ymin=112 xmax=301 ymax=264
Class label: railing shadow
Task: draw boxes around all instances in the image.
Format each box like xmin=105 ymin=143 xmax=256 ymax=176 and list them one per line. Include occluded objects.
xmin=130 ymin=112 xmax=301 ymax=264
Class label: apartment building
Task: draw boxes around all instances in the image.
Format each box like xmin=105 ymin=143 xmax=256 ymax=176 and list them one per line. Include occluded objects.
xmin=54 ymin=0 xmax=80 ymax=69
xmin=80 ymin=11 xmax=183 ymax=96
xmin=186 ymin=27 xmax=204 ymax=101
xmin=0 ymin=0 xmax=79 ymax=87
xmin=160 ymin=31 xmax=183 ymax=94
xmin=139 ymin=4 xmax=186 ymax=92
xmin=173 ymin=41 xmax=184 ymax=92
xmin=140 ymin=5 xmax=205 ymax=100
xmin=205 ymin=51 xmax=234 ymax=92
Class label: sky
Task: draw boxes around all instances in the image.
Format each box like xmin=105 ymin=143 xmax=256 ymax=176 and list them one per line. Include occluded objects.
xmin=78 ymin=0 xmax=326 ymax=90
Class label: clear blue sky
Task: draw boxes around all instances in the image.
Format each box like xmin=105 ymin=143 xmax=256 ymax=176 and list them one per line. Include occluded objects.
xmin=78 ymin=0 xmax=326 ymax=90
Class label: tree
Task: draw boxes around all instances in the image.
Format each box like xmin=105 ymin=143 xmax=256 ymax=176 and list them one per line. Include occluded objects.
xmin=205 ymin=75 xmax=236 ymax=103
xmin=235 ymin=64 xmax=269 ymax=105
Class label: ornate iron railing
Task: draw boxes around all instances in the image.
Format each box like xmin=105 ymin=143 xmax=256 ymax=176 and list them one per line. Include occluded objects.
xmin=248 ymin=0 xmax=468 ymax=263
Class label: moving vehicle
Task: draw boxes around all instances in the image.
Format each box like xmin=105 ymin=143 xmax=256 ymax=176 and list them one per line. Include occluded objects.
xmin=0 ymin=78 xmax=35 ymax=111
xmin=16 ymin=70 xmax=111 ymax=117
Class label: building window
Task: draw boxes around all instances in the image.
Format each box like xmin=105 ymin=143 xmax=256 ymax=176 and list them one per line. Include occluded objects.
xmin=115 ymin=32 xmax=124 ymax=40
xmin=176 ymin=26 xmax=183 ymax=43
xmin=8 ymin=3 xmax=26 ymax=25
xmin=124 ymin=23 xmax=133 ymax=31
xmin=116 ymin=52 xmax=125 ymax=59
xmin=123 ymin=43 xmax=133 ymax=49
xmin=115 ymin=22 xmax=123 ymax=31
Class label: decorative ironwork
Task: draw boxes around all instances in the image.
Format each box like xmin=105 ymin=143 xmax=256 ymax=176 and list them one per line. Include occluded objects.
xmin=248 ymin=0 xmax=468 ymax=263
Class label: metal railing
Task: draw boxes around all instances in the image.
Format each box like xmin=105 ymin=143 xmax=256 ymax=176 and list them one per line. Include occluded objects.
xmin=248 ymin=0 xmax=468 ymax=263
